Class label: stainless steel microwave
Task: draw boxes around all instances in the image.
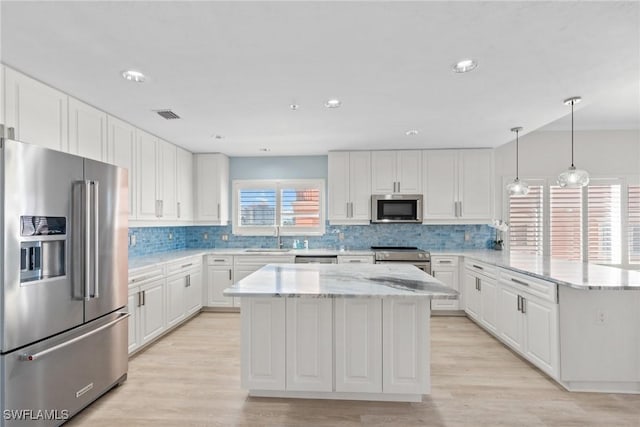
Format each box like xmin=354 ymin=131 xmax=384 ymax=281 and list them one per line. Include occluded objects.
xmin=371 ymin=194 xmax=423 ymax=223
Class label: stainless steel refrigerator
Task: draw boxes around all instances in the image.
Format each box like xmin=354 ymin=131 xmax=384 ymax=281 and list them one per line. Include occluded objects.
xmin=1 ymin=138 xmax=129 ymax=426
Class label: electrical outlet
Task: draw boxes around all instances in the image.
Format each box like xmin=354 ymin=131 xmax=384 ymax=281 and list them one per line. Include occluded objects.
xmin=168 ymin=232 xmax=173 ymax=240
xmin=203 ymin=232 xmax=209 ymax=240
xmin=130 ymin=234 xmax=137 ymax=246
xmin=464 ymin=232 xmax=470 ymax=241
xmin=596 ymin=310 xmax=606 ymax=324
xmin=338 ymin=232 xmax=345 ymax=241
xmin=221 ymin=234 xmax=229 ymax=241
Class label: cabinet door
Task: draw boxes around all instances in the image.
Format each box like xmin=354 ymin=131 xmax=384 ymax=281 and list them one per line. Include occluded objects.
xmin=371 ymin=151 xmax=396 ymax=194
xmin=396 ymin=150 xmax=422 ymax=194
xmin=285 ymin=298 xmax=333 ymax=392
xmin=241 ymin=297 xmax=286 ymax=391
xmin=497 ymin=285 xmax=524 ymax=352
xmin=4 ymin=67 xmax=68 ymax=152
xmin=349 ymin=151 xmax=372 ymax=220
xmin=523 ymin=294 xmax=559 ymax=377
xmin=108 ymin=115 xmax=136 ymax=219
xmin=140 ymin=279 xmax=166 ymax=344
xmin=195 ymin=154 xmax=229 ymax=224
xmin=458 ymin=149 xmax=493 ymax=220
xmin=166 ymin=275 xmax=186 ymax=328
xmin=382 ymin=298 xmax=429 ymax=394
xmin=431 ymin=268 xmax=459 ymax=310
xmin=158 ymin=140 xmax=177 ymax=219
xmin=328 ymin=152 xmax=350 ymax=221
xmin=463 ymin=271 xmax=480 ymax=319
xmin=422 ymin=150 xmax=458 ymax=220
xmin=136 ymin=131 xmax=159 ymax=220
xmin=207 ymin=266 xmax=234 ymax=307
xmin=479 ymin=277 xmax=498 ymax=333
xmin=335 ymin=298 xmax=382 ymax=393
xmin=127 ymin=289 xmax=141 ymax=354
xmin=176 ymin=147 xmax=194 ymax=221
xmin=185 ymin=269 xmax=203 ymax=316
xmin=68 ymin=97 xmax=107 ymax=161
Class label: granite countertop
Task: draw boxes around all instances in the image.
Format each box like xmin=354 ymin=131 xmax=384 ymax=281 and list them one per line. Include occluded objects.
xmin=438 ymin=250 xmax=640 ymax=291
xmin=223 ymin=263 xmax=458 ymax=299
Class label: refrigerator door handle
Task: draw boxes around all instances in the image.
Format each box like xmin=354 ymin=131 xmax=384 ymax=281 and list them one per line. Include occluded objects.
xmin=92 ymin=180 xmax=100 ymax=299
xmin=84 ymin=180 xmax=92 ymax=301
xmin=19 ymin=313 xmax=130 ymax=362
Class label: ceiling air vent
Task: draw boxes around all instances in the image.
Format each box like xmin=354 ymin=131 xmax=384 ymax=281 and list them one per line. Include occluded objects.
xmin=155 ymin=109 xmax=180 ymax=120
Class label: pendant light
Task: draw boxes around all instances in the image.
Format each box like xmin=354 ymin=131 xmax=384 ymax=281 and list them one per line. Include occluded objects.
xmin=557 ymin=96 xmax=590 ymax=188
xmin=506 ymin=127 xmax=529 ymax=196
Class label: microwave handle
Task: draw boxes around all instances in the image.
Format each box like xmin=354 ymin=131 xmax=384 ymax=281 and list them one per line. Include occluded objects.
xmin=417 ymin=198 xmax=422 ymax=221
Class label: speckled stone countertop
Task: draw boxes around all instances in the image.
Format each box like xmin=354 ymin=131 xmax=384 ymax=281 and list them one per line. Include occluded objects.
xmin=223 ymin=263 xmax=458 ymax=299
xmin=432 ymin=250 xmax=640 ymax=290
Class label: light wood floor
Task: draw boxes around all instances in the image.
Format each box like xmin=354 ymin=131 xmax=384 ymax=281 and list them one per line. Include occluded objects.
xmin=67 ymin=313 xmax=640 ymax=426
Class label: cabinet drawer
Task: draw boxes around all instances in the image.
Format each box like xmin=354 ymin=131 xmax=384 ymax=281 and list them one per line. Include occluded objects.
xmin=465 ymin=259 xmax=496 ymax=278
xmin=431 ymin=256 xmax=459 ymax=267
xmin=498 ymin=269 xmax=557 ymax=303
xmin=233 ymin=255 xmax=296 ymax=266
xmin=129 ymin=264 xmax=165 ymax=285
xmin=207 ymin=255 xmax=233 ymax=266
xmin=166 ymin=256 xmax=202 ymax=276
xmin=337 ymin=255 xmax=374 ymax=264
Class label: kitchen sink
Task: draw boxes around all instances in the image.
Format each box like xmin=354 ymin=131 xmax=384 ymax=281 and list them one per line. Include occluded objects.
xmin=244 ymin=248 xmax=291 ymax=253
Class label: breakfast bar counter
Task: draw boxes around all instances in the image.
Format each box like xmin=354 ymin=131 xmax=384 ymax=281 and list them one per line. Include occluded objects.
xmin=224 ymin=263 xmax=456 ymax=402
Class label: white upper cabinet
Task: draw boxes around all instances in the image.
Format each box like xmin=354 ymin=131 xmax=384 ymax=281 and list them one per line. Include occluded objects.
xmin=176 ymin=147 xmax=194 ymax=221
xmin=422 ymin=149 xmax=493 ymax=223
xmin=194 ymin=153 xmax=229 ymax=225
xmin=328 ymin=151 xmax=371 ymax=224
xmin=135 ymin=132 xmax=180 ymax=222
xmin=371 ymin=150 xmax=422 ymax=194
xmin=68 ymin=97 xmax=107 ymax=162
xmin=107 ymin=115 xmax=136 ymax=219
xmin=4 ymin=67 xmax=68 ymax=152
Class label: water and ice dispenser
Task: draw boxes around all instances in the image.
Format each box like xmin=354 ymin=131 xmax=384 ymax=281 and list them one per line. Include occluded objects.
xmin=20 ymin=216 xmax=66 ymax=283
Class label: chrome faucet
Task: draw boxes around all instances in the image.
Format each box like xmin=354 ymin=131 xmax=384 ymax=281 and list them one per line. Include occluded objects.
xmin=275 ymin=226 xmax=283 ymax=249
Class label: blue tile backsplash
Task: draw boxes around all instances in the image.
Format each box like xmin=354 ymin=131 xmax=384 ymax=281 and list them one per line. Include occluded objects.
xmin=129 ymin=223 xmax=494 ymax=257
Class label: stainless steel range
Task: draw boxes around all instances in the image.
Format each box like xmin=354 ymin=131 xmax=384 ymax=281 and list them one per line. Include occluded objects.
xmin=371 ymin=246 xmax=431 ymax=274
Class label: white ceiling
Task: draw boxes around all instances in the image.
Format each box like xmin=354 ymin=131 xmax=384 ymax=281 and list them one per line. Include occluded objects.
xmin=1 ymin=1 xmax=638 ymax=156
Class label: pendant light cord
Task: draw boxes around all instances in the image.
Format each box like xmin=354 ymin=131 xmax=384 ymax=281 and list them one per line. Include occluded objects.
xmin=515 ymin=129 xmax=520 ymax=179
xmin=570 ymin=100 xmax=575 ymax=167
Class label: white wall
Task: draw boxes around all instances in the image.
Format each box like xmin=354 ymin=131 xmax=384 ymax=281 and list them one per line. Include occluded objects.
xmin=494 ymin=129 xmax=640 ymax=216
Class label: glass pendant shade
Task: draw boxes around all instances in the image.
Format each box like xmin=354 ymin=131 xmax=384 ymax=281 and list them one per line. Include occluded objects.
xmin=557 ymin=165 xmax=590 ymax=188
xmin=507 ymin=178 xmax=530 ymax=196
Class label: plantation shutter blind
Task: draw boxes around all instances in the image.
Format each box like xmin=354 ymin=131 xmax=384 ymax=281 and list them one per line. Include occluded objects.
xmin=509 ymin=184 xmax=544 ymax=254
xmin=280 ymin=185 xmax=321 ymax=228
xmin=550 ymin=186 xmax=583 ymax=261
xmin=238 ymin=188 xmax=277 ymax=226
xmin=629 ymin=185 xmax=640 ymax=265
xmin=587 ymin=184 xmax=621 ymax=264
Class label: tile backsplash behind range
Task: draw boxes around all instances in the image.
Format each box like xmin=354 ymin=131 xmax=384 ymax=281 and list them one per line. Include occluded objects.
xmin=129 ymin=224 xmax=493 ymax=257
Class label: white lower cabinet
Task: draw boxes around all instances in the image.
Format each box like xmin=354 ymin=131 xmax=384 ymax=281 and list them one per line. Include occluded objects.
xmin=464 ymin=261 xmax=497 ymax=333
xmin=522 ymin=292 xmax=558 ymax=377
xmin=382 ymin=298 xmax=430 ymax=394
xmin=335 ymin=298 xmax=382 ymax=393
xmin=139 ymin=278 xmax=167 ymax=344
xmin=127 ymin=290 xmax=141 ymax=354
xmin=286 ymin=299 xmax=333 ymax=392
xmin=185 ymin=268 xmax=203 ymax=316
xmin=241 ymin=297 xmax=286 ymax=391
xmin=430 ymin=256 xmax=460 ymax=311
xmin=463 ymin=270 xmax=481 ymax=319
xmin=497 ymin=285 xmax=524 ymax=352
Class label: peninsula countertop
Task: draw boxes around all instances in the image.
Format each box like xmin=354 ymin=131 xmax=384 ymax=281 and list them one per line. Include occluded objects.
xmin=223 ymin=263 xmax=458 ymax=298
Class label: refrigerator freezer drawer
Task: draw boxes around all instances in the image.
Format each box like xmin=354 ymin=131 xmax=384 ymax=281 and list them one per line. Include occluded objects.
xmin=1 ymin=312 xmax=129 ymax=426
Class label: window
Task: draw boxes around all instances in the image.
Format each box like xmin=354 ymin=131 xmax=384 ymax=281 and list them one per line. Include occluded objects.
xmin=508 ymin=184 xmax=543 ymax=255
xmin=629 ymin=185 xmax=640 ymax=265
xmin=587 ymin=184 xmax=621 ymax=264
xmin=233 ymin=179 xmax=325 ymax=236
xmin=550 ymin=186 xmax=583 ymax=261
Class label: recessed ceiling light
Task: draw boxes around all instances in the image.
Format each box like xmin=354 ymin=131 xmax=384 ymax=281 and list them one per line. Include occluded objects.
xmin=212 ymin=134 xmax=224 ymax=140
xmin=452 ymin=59 xmax=478 ymax=73
xmin=259 ymin=148 xmax=271 ymax=152
xmin=324 ymin=99 xmax=342 ymax=109
xmin=290 ymin=104 xmax=300 ymax=111
xmin=405 ymin=130 xmax=419 ymax=136
xmin=121 ymin=70 xmax=146 ymax=82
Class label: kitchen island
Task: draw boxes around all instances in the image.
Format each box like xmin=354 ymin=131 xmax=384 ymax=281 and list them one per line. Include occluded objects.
xmin=224 ymin=263 xmax=457 ymax=402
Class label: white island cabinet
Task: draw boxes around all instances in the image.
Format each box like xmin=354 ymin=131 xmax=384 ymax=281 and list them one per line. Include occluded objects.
xmin=225 ymin=263 xmax=456 ymax=402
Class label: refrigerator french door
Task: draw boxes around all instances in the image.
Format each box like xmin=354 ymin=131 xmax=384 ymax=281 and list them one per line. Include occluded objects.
xmin=1 ymin=139 xmax=129 ymax=426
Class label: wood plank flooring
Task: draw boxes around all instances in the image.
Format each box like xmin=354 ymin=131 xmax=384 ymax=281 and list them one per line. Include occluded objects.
xmin=67 ymin=313 xmax=640 ymax=426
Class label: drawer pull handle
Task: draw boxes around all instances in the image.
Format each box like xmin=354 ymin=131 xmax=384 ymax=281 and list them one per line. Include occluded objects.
xmin=181 ymin=263 xmax=193 ymax=268
xmin=472 ymin=264 xmax=484 ymax=270
xmin=212 ymin=259 xmax=226 ymax=262
xmin=438 ymin=260 xmax=452 ymax=264
xmin=348 ymin=260 xmax=362 ymax=263
xmin=511 ymin=278 xmax=530 ymax=287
